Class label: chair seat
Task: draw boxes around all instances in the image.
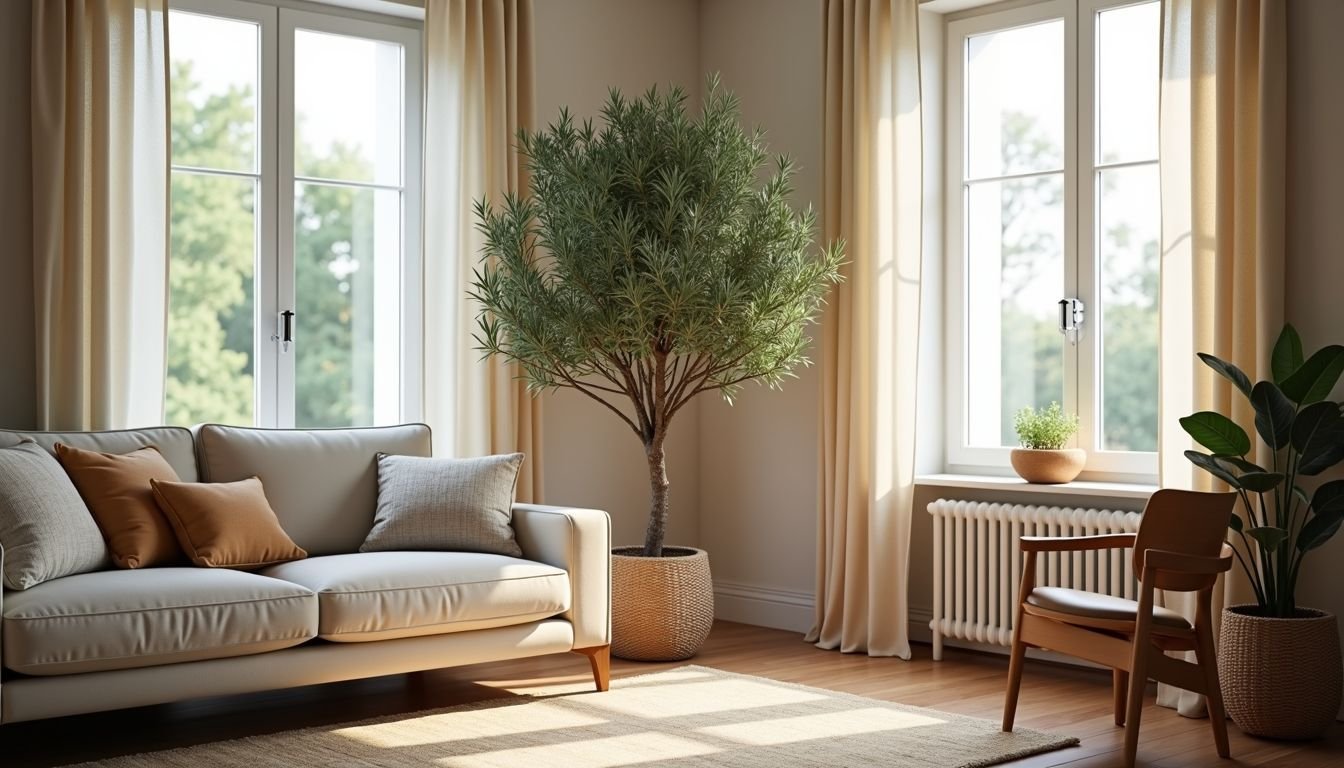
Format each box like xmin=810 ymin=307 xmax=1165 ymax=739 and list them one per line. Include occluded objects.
xmin=1026 ymin=586 xmax=1191 ymax=629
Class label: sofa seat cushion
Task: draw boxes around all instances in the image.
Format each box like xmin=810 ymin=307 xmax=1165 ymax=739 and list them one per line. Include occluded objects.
xmin=3 ymin=569 xmax=318 ymax=676
xmin=261 ymin=552 xmax=570 ymax=642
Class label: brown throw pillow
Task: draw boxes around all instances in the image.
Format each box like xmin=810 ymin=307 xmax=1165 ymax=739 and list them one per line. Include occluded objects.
xmin=150 ymin=477 xmax=307 ymax=570
xmin=55 ymin=443 xmax=184 ymax=569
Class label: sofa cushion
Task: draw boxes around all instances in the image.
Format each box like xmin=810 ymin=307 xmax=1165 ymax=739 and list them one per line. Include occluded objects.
xmin=261 ymin=552 xmax=569 ymax=642
xmin=1 ymin=426 xmax=199 ymax=481
xmin=362 ymin=453 xmax=524 ymax=557
xmin=0 ymin=441 xmax=110 ymax=590
xmin=55 ymin=443 xmax=185 ymax=569
xmin=195 ymin=424 xmax=432 ymax=555
xmin=3 ymin=568 xmax=317 ymax=675
xmin=151 ymin=477 xmax=307 ymax=570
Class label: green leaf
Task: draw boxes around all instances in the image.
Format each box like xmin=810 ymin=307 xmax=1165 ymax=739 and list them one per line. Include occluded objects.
xmin=1217 ymin=455 xmax=1265 ymax=474
xmin=1180 ymin=412 xmax=1252 ymax=456
xmin=1310 ymin=479 xmax=1344 ymax=519
xmin=1246 ymin=526 xmax=1290 ymax=550
xmin=1185 ymin=450 xmax=1242 ymax=488
xmin=1291 ymin=401 xmax=1344 ymax=475
xmin=1281 ymin=345 xmax=1344 ymax=404
xmin=1271 ymin=324 xmax=1304 ymax=386
xmin=1198 ymin=353 xmax=1252 ymax=399
xmin=1297 ymin=513 xmax=1343 ymax=552
xmin=1228 ymin=513 xmax=1244 ymax=532
xmin=1250 ymin=381 xmax=1295 ymax=450
xmin=1237 ymin=472 xmax=1285 ymax=493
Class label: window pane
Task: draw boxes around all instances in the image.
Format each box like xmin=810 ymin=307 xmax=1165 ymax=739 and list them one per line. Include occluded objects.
xmin=166 ymin=173 xmax=256 ymax=426
xmin=966 ymin=174 xmax=1066 ymax=447
xmin=966 ymin=20 xmax=1064 ymax=179
xmin=294 ymin=182 xmax=402 ymax=428
xmin=294 ymin=30 xmax=403 ymax=185
xmin=1098 ymin=164 xmax=1159 ymax=452
xmin=169 ymin=12 xmax=258 ymax=173
xmin=1097 ymin=2 xmax=1160 ymax=164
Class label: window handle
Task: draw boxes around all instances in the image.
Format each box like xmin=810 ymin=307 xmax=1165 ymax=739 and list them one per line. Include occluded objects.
xmin=273 ymin=310 xmax=295 ymax=352
xmin=1059 ymin=298 xmax=1084 ymax=346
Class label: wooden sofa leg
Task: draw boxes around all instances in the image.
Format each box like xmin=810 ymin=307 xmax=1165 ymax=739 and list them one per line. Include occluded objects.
xmin=575 ymin=645 xmax=611 ymax=692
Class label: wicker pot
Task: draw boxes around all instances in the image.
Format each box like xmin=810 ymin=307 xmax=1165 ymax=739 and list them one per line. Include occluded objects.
xmin=611 ymin=546 xmax=714 ymax=661
xmin=1009 ymin=448 xmax=1086 ymax=484
xmin=1219 ymin=605 xmax=1342 ymax=739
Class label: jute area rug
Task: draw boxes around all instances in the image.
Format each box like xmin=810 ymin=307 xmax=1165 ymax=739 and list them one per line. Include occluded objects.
xmin=70 ymin=666 xmax=1079 ymax=768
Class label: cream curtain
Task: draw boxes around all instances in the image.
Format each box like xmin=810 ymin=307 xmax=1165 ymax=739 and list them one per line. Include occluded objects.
xmin=422 ymin=0 xmax=543 ymax=501
xmin=1157 ymin=0 xmax=1286 ymax=715
xmin=808 ymin=0 xmax=923 ymax=658
xmin=31 ymin=0 xmax=170 ymax=430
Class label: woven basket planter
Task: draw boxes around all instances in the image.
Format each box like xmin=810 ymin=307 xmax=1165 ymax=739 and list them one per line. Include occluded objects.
xmin=1219 ymin=605 xmax=1342 ymax=739
xmin=611 ymin=546 xmax=714 ymax=661
xmin=1009 ymin=448 xmax=1085 ymax=484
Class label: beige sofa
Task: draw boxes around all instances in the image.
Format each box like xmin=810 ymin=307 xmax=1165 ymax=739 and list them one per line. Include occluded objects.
xmin=0 ymin=424 xmax=611 ymax=723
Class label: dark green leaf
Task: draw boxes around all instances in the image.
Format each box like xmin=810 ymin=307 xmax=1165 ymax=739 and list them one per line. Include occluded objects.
xmin=1271 ymin=324 xmax=1304 ymax=386
xmin=1310 ymin=479 xmax=1344 ymax=519
xmin=1237 ymin=472 xmax=1285 ymax=493
xmin=1185 ymin=450 xmax=1242 ymax=488
xmin=1228 ymin=513 xmax=1244 ymax=532
xmin=1297 ymin=513 xmax=1343 ymax=552
xmin=1291 ymin=401 xmax=1344 ymax=475
xmin=1281 ymin=345 xmax=1344 ymax=404
xmin=1180 ymin=412 xmax=1252 ymax=456
xmin=1198 ymin=353 xmax=1252 ymax=399
xmin=1246 ymin=526 xmax=1290 ymax=550
xmin=1217 ymin=456 xmax=1265 ymax=474
xmin=1250 ymin=381 xmax=1295 ymax=450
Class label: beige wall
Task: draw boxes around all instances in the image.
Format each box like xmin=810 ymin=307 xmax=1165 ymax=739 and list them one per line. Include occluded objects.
xmin=0 ymin=0 xmax=35 ymax=430
xmin=533 ymin=0 xmax=705 ymax=549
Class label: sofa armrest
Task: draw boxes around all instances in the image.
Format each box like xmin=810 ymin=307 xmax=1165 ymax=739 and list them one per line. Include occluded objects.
xmin=512 ymin=504 xmax=610 ymax=650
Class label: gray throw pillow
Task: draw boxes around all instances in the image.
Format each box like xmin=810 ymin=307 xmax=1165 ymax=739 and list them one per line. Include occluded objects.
xmin=0 ymin=441 xmax=110 ymax=589
xmin=361 ymin=453 xmax=525 ymax=557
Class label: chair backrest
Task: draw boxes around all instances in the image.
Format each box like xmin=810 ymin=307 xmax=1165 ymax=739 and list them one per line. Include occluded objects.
xmin=1133 ymin=488 xmax=1237 ymax=592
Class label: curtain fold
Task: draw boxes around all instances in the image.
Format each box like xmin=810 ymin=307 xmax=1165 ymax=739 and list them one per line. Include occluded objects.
xmin=808 ymin=0 xmax=923 ymax=658
xmin=31 ymin=0 xmax=170 ymax=430
xmin=422 ymin=0 xmax=543 ymax=501
xmin=1157 ymin=0 xmax=1286 ymax=715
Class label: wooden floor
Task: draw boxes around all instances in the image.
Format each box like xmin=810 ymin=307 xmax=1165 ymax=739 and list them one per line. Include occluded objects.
xmin=4 ymin=621 xmax=1340 ymax=767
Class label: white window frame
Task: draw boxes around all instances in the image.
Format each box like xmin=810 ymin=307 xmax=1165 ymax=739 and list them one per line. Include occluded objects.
xmin=945 ymin=0 xmax=1158 ymax=481
xmin=169 ymin=0 xmax=422 ymax=428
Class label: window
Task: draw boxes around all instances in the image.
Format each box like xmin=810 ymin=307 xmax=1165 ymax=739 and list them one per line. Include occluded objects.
xmin=166 ymin=0 xmax=421 ymax=428
xmin=946 ymin=0 xmax=1159 ymax=478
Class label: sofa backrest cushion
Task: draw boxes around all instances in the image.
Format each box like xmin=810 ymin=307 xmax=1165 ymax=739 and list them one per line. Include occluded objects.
xmin=0 ymin=427 xmax=199 ymax=482
xmin=194 ymin=423 xmax=432 ymax=555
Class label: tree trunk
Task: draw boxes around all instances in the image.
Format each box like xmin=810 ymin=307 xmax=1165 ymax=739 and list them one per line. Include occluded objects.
xmin=642 ymin=430 xmax=670 ymax=557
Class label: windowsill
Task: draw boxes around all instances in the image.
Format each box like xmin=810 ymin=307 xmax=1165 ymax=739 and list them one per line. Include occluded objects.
xmin=914 ymin=473 xmax=1157 ymax=500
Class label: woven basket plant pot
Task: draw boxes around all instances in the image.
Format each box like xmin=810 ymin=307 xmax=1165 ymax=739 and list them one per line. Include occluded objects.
xmin=1219 ymin=605 xmax=1342 ymax=739
xmin=611 ymin=546 xmax=714 ymax=661
xmin=1009 ymin=448 xmax=1086 ymax=484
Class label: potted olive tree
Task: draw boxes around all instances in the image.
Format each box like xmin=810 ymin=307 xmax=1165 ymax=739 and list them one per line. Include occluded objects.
xmin=471 ymin=77 xmax=843 ymax=661
xmin=1010 ymin=402 xmax=1084 ymax=484
xmin=1181 ymin=324 xmax=1344 ymax=738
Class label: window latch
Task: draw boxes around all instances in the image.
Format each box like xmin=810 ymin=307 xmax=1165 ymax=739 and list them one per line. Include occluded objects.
xmin=1058 ymin=298 xmax=1085 ymax=346
xmin=272 ymin=310 xmax=295 ymax=352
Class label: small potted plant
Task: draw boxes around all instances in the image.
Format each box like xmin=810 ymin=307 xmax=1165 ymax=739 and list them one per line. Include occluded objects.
xmin=1181 ymin=324 xmax=1343 ymax=739
xmin=1010 ymin=402 xmax=1084 ymax=484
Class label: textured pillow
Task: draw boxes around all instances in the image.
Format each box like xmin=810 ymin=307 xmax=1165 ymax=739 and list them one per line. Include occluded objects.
xmin=0 ymin=441 xmax=110 ymax=589
xmin=361 ymin=453 xmax=524 ymax=557
xmin=55 ymin=443 xmax=184 ymax=569
xmin=151 ymin=477 xmax=307 ymax=570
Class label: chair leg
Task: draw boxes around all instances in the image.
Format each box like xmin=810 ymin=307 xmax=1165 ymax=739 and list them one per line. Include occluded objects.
xmin=1196 ymin=618 xmax=1231 ymax=758
xmin=1113 ymin=669 xmax=1129 ymax=727
xmin=575 ymin=645 xmax=611 ymax=692
xmin=1124 ymin=590 xmax=1156 ymax=768
xmin=1002 ymin=631 xmax=1028 ymax=732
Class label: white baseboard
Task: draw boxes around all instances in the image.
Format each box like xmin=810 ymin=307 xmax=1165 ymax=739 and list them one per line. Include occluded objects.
xmin=713 ymin=579 xmax=814 ymax=633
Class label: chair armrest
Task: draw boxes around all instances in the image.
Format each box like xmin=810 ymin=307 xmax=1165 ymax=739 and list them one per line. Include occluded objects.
xmin=512 ymin=504 xmax=611 ymax=650
xmin=1020 ymin=533 xmax=1135 ymax=552
xmin=1142 ymin=544 xmax=1234 ymax=575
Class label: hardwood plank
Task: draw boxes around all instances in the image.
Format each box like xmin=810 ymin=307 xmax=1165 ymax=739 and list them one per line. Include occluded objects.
xmin=1 ymin=621 xmax=1339 ymax=767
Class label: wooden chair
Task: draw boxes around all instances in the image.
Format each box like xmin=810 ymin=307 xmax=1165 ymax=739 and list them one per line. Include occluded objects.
xmin=1001 ymin=488 xmax=1238 ymax=767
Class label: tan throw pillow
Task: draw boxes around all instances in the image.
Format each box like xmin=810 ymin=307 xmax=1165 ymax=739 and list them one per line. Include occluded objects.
xmin=151 ymin=477 xmax=307 ymax=570
xmin=56 ymin=443 xmax=184 ymax=569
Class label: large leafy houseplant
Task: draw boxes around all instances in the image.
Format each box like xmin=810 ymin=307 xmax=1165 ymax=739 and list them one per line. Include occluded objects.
xmin=1181 ymin=324 xmax=1344 ymax=617
xmin=471 ymin=78 xmax=844 ymax=557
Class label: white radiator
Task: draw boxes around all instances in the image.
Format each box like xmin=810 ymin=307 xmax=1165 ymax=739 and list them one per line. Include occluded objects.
xmin=927 ymin=499 xmax=1142 ymax=660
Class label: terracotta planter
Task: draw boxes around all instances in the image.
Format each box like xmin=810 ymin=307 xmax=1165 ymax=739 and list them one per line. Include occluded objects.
xmin=1219 ymin=605 xmax=1342 ymax=739
xmin=1009 ymin=448 xmax=1085 ymax=484
xmin=611 ymin=546 xmax=714 ymax=661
